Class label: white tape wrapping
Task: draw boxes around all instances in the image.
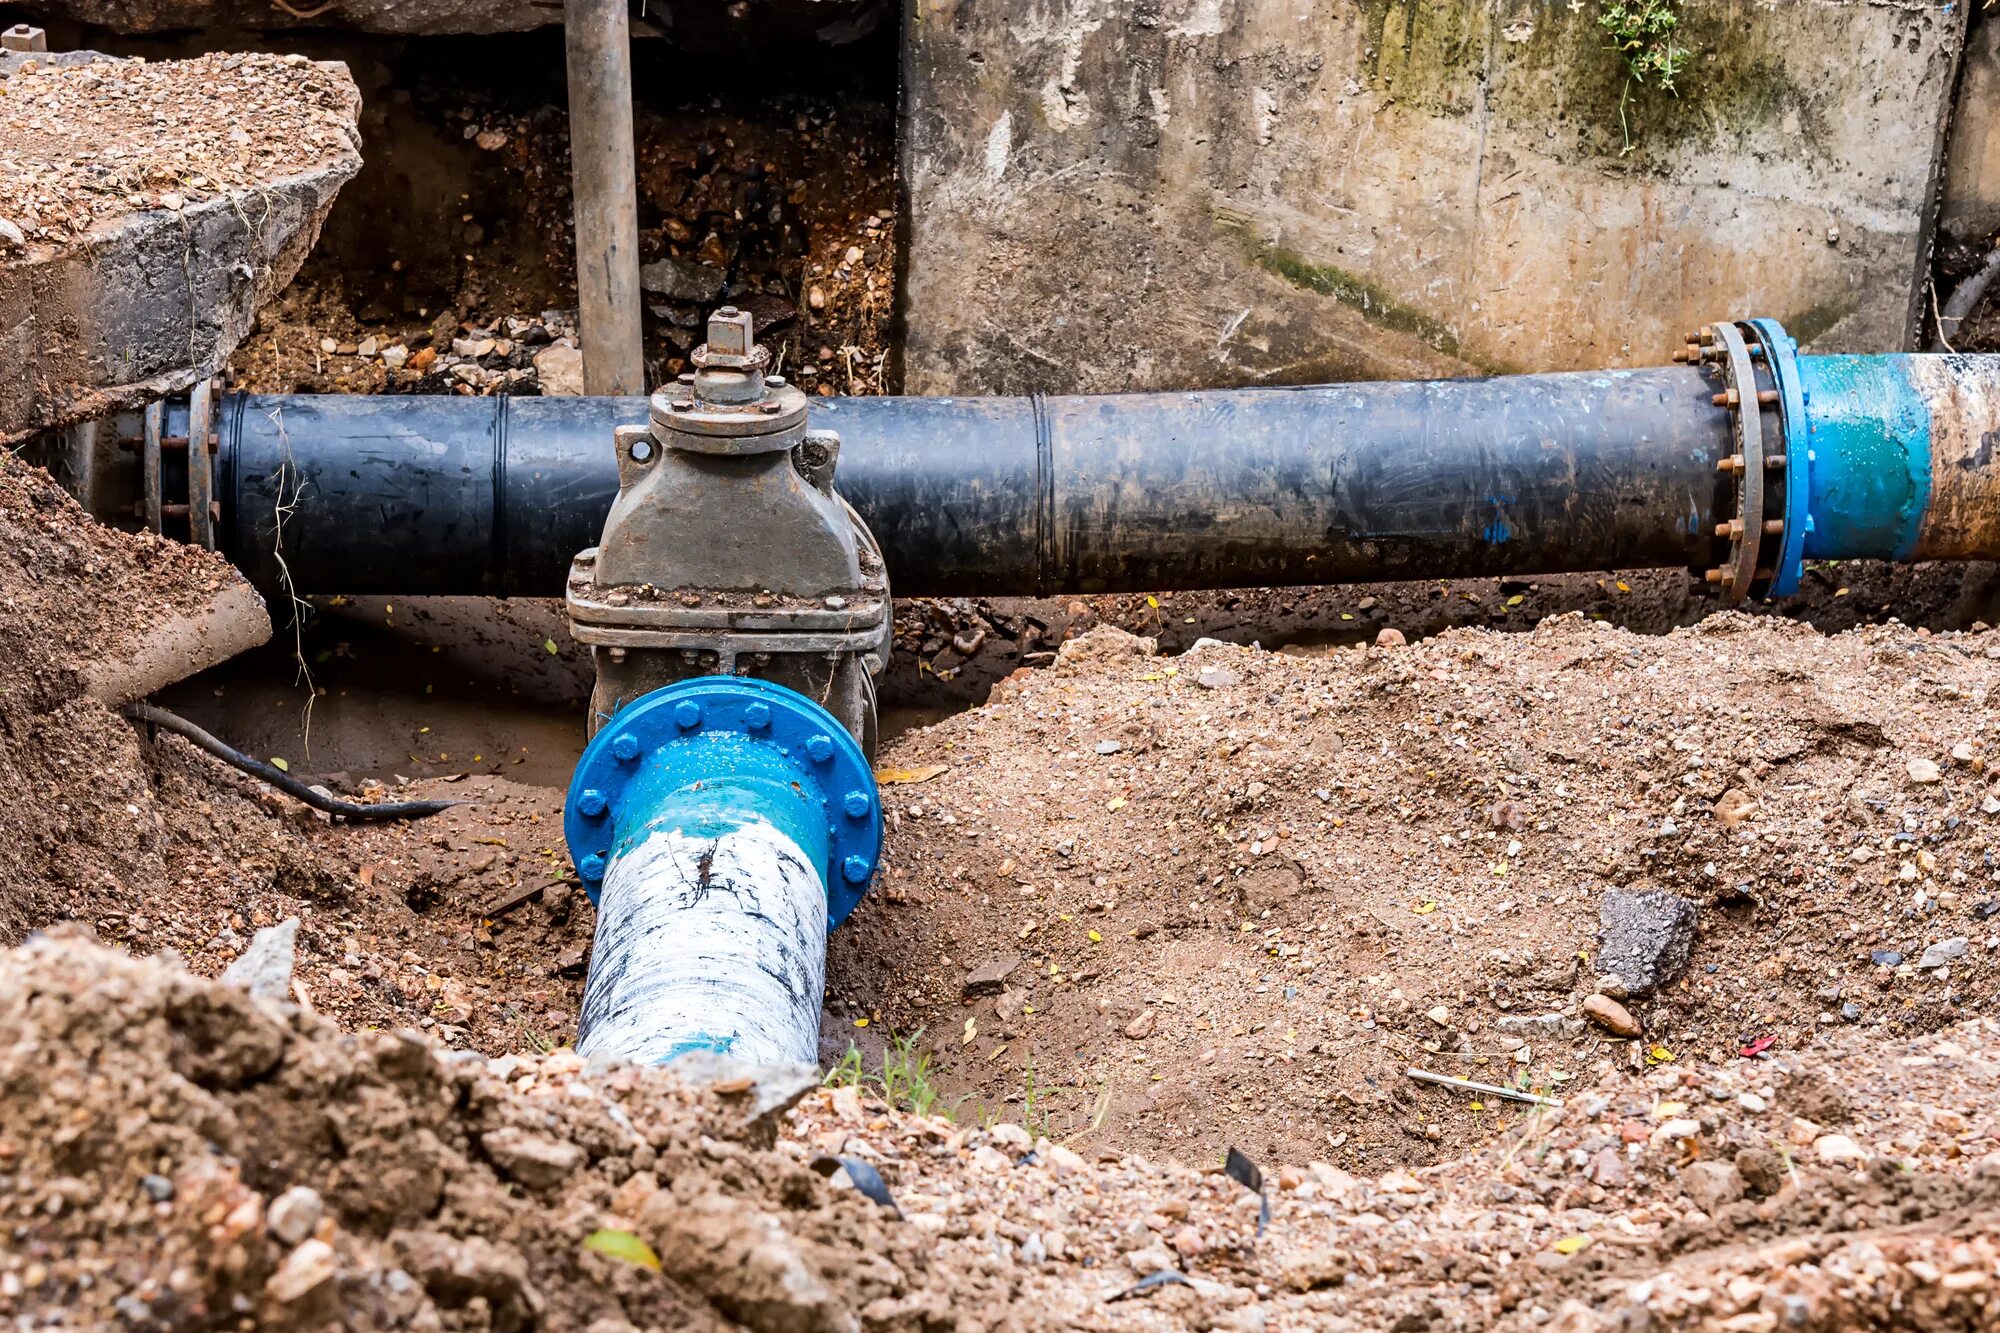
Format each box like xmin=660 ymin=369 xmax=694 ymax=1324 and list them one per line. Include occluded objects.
xmin=576 ymin=819 xmax=828 ymax=1067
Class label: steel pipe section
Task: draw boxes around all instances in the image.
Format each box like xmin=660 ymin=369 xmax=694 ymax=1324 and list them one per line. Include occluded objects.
xmin=214 ymin=327 xmax=2000 ymax=603
xmin=564 ymin=676 xmax=880 ymax=1066
xmin=219 ymin=368 xmax=1729 ymax=598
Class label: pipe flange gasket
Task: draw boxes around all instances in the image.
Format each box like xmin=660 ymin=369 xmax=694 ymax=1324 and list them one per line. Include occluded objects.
xmin=1745 ymin=318 xmax=1810 ymax=597
xmin=1712 ymin=320 xmax=1767 ymax=604
xmin=563 ymin=675 xmax=882 ymax=927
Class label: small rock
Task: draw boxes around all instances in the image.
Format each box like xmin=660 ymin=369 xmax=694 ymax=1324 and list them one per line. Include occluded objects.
xmin=1584 ymin=1146 xmax=1629 ymax=1188
xmin=1907 ymin=757 xmax=1943 ymax=784
xmin=265 ymin=1239 xmax=337 ymax=1304
xmin=266 ymin=1186 xmax=323 ymax=1247
xmin=533 ymin=344 xmax=583 ymax=397
xmin=380 ymin=344 xmax=409 ymax=370
xmin=1737 ymin=1092 xmax=1767 ymax=1114
xmin=1195 ymin=666 xmax=1240 ymax=690
xmin=1596 ymin=889 xmax=1697 ymax=997
xmin=1019 ymin=1232 xmax=1046 ymax=1264
xmin=1582 ymin=993 xmax=1641 ymax=1038
xmin=1840 ymin=1001 xmax=1861 ymax=1022
xmin=1680 ymin=1160 xmax=1745 ymax=1214
xmin=1126 ymin=1245 xmax=1180 ymax=1275
xmin=988 ymin=1122 xmax=1032 ymax=1150
xmin=1095 ymin=740 xmax=1125 ymax=755
xmin=807 ymin=285 xmax=826 ymax=310
xmin=1918 ymin=937 xmax=1968 ymax=970
xmin=0 ymin=218 xmax=25 ymax=248
xmin=1124 ymin=1009 xmax=1157 ymax=1040
xmin=139 ymin=1174 xmax=174 ymax=1202
xmin=962 ymin=952 xmax=1022 ymax=997
xmin=1813 ymin=1133 xmax=1868 ymax=1166
xmin=1424 ymin=1005 xmax=1452 ymax=1027
xmin=1374 ymin=627 xmax=1407 ymax=648
xmin=1281 ymin=1246 xmax=1351 ymax=1291
xmin=1870 ymin=949 xmax=1903 ymax=968
xmin=1714 ymin=788 xmax=1758 ymax=826
xmin=1494 ymin=1012 xmax=1586 ymax=1039
xmin=638 ymin=255 xmax=723 ymax=301
xmin=479 ymin=1126 xmax=584 ymax=1189
xmin=221 ymin=918 xmax=298 ymax=1002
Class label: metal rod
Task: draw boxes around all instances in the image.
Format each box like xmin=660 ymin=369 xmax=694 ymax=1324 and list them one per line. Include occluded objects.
xmin=563 ymin=0 xmax=645 ymax=396
xmin=1405 ymin=1067 xmax=1564 ymax=1109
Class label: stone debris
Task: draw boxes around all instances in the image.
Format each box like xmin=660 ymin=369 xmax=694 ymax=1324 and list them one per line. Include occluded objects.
xmin=3 ymin=935 xmax=1997 ymax=1330
xmin=219 ymin=916 xmax=299 ymax=1002
xmin=1596 ymin=888 xmax=1698 ymax=998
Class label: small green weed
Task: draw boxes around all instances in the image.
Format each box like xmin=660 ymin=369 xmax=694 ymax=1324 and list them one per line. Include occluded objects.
xmin=1598 ymin=0 xmax=1687 ymax=155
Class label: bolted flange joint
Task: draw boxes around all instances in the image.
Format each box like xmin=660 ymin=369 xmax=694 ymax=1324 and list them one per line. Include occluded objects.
xmin=563 ymin=675 xmax=882 ymax=927
xmin=1691 ymin=317 xmax=1810 ymax=603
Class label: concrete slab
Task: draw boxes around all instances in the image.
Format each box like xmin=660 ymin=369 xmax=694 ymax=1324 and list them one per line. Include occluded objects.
xmin=902 ymin=0 xmax=1968 ymax=395
xmin=0 ymin=54 xmax=361 ymax=445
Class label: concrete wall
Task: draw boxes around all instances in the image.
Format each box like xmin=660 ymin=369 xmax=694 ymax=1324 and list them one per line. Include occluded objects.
xmin=902 ymin=0 xmax=1969 ymax=395
xmin=1942 ymin=14 xmax=2000 ymax=248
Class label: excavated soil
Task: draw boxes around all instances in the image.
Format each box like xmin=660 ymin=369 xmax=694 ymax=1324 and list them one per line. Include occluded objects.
xmin=4 ymin=452 xmax=2000 ymax=1327
xmin=2 ymin=935 xmax=1997 ymax=1330
xmin=0 ymin=49 xmax=358 ymax=248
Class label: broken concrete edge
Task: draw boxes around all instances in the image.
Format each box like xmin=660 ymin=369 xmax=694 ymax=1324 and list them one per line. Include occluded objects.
xmin=0 ymin=66 xmax=361 ymax=446
xmin=83 ymin=580 xmax=271 ymax=706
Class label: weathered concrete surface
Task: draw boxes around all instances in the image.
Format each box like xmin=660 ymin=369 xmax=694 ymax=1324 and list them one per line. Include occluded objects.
xmin=903 ymin=0 xmax=1968 ymax=395
xmin=0 ymin=70 xmax=360 ymax=445
xmin=1940 ymin=15 xmax=2000 ymax=246
xmin=16 ymin=0 xmax=888 ymax=44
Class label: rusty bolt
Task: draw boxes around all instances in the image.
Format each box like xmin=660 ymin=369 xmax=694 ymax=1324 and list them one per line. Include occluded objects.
xmin=707 ymin=306 xmax=753 ymax=358
xmin=1716 ymin=454 xmax=1745 ymax=474
xmin=1712 ymin=388 xmax=1741 ymax=408
xmin=1756 ymin=389 xmax=1780 ymax=406
xmin=1704 ymin=568 xmax=1726 ymax=585
xmin=1762 ymin=519 xmax=1785 ymax=535
xmin=1765 ymin=454 xmax=1788 ymax=470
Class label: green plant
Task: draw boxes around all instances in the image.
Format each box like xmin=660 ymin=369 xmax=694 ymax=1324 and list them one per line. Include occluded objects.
xmin=823 ymin=1028 xmax=965 ymax=1120
xmin=1598 ymin=0 xmax=1687 ymax=155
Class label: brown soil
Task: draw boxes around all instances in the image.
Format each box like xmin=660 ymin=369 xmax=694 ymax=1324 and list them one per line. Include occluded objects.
xmin=3 ymin=933 xmax=1996 ymax=1330
xmin=224 ymin=42 xmax=896 ymax=398
xmin=836 ymin=617 xmax=2000 ymax=1174
xmin=0 ymin=51 xmax=359 ymax=248
xmin=4 ymin=450 xmax=2000 ymax=1327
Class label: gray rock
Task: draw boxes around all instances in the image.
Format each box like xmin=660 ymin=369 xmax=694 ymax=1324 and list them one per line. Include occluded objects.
xmin=963 ymin=952 xmax=1022 ymax=997
xmin=220 ymin=917 xmax=299 ymax=1002
xmin=668 ymin=1049 xmax=820 ymax=1140
xmin=531 ymin=343 xmax=582 ymax=396
xmin=639 ymin=256 xmax=725 ymax=302
xmin=1680 ymin=1161 xmax=1745 ymax=1215
xmin=1595 ymin=890 xmax=1698 ymax=998
xmin=1493 ymin=1012 xmax=1586 ymax=1039
xmin=1918 ymin=936 xmax=1968 ymax=969
xmin=266 ymin=1185 xmax=324 ymax=1247
xmin=478 ymin=1126 xmax=584 ymax=1190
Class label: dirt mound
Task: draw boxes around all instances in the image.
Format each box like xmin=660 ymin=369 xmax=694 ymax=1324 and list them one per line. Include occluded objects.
xmin=3 ymin=933 xmax=1996 ymax=1330
xmin=837 ymin=614 xmax=2000 ymax=1171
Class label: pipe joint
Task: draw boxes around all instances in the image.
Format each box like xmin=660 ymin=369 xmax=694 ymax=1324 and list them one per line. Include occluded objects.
xmin=563 ymin=675 xmax=882 ymax=926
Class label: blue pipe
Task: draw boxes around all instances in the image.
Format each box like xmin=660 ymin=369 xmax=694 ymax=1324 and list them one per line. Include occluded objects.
xmin=563 ymin=676 xmax=880 ymax=1065
xmin=1755 ymin=327 xmax=2000 ymax=596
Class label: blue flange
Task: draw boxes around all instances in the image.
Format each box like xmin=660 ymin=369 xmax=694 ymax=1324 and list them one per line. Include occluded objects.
xmin=563 ymin=676 xmax=882 ymax=927
xmin=1744 ymin=318 xmax=1811 ymax=598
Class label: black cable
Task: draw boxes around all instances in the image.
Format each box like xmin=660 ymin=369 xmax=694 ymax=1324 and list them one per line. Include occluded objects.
xmin=123 ymin=702 xmax=462 ymax=822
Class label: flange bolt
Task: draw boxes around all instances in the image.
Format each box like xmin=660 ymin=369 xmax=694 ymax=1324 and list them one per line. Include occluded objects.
xmin=673 ymin=700 xmax=704 ymax=730
xmin=842 ymin=856 xmax=873 ymax=884
xmin=843 ymin=790 xmax=873 ymax=818
xmin=744 ymin=702 xmax=772 ymax=730
xmin=806 ymin=734 xmax=835 ymax=762
xmin=611 ymin=732 xmax=641 ymax=762
xmin=576 ymin=788 xmax=609 ymax=818
xmin=579 ymin=853 xmax=607 ymax=880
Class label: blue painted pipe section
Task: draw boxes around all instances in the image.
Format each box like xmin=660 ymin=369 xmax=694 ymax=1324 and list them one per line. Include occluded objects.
xmin=1791 ymin=355 xmax=1931 ymax=565
xmin=564 ymin=677 xmax=881 ymax=1065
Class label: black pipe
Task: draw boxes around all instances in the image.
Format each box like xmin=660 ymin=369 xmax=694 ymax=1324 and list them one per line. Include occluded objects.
xmin=219 ymin=367 xmax=1729 ymax=598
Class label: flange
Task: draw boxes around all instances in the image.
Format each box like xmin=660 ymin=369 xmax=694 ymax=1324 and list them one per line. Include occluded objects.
xmin=563 ymin=675 xmax=882 ymax=926
xmin=1679 ymin=318 xmax=1801 ymax=603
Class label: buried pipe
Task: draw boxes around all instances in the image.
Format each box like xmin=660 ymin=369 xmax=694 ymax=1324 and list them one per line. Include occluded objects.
xmin=201 ymin=321 xmax=2000 ymax=604
xmin=564 ymin=676 xmax=880 ymax=1066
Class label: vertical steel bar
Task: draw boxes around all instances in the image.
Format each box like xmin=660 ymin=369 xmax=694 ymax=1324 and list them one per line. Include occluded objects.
xmin=563 ymin=0 xmax=647 ymax=396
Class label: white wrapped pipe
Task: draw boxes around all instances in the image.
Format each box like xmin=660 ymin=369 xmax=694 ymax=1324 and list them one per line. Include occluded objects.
xmin=575 ymin=816 xmax=828 ymax=1066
